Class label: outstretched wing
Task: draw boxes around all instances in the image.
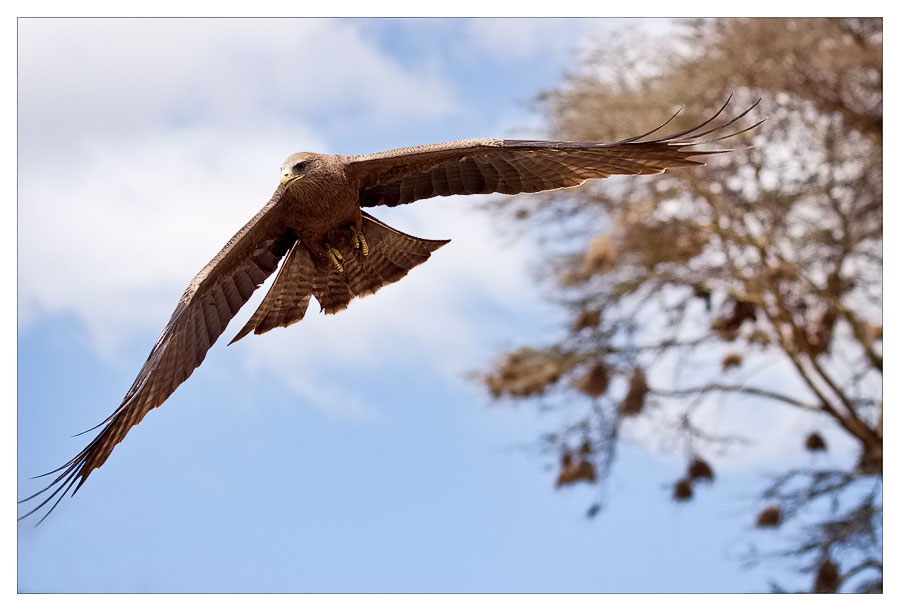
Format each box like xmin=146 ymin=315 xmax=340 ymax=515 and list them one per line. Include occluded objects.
xmin=20 ymin=187 xmax=296 ymax=523
xmin=348 ymin=97 xmax=762 ymax=208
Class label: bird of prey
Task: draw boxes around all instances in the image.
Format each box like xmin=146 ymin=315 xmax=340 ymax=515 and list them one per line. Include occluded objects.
xmin=19 ymin=98 xmax=762 ymax=523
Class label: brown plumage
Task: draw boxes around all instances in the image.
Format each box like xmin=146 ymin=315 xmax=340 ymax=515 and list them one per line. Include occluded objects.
xmin=19 ymin=97 xmax=762 ymax=523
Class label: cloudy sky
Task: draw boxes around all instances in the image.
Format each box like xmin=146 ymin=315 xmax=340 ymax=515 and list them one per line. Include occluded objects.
xmin=17 ymin=18 xmax=847 ymax=593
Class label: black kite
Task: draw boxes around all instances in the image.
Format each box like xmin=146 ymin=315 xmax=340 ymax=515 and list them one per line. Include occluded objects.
xmin=19 ymin=98 xmax=762 ymax=522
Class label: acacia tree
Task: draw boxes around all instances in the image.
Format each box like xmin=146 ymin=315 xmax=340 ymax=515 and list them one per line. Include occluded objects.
xmin=479 ymin=18 xmax=882 ymax=593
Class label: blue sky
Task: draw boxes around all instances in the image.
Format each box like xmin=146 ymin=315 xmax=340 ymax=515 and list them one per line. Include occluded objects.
xmin=16 ymin=17 xmax=849 ymax=593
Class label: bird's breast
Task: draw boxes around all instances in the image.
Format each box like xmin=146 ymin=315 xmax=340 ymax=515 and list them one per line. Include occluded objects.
xmin=282 ymin=177 xmax=359 ymax=244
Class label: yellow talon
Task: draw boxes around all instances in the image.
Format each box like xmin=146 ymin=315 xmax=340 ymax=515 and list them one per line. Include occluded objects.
xmin=326 ymin=244 xmax=344 ymax=272
xmin=351 ymin=227 xmax=369 ymax=256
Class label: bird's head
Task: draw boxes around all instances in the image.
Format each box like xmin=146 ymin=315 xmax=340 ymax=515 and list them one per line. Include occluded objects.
xmin=280 ymin=152 xmax=319 ymax=187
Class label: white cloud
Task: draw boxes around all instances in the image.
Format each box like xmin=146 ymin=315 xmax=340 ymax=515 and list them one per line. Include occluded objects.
xmin=461 ymin=18 xmax=674 ymax=64
xmin=17 ymin=19 xmax=456 ymax=146
xmin=462 ymin=18 xmax=597 ymax=61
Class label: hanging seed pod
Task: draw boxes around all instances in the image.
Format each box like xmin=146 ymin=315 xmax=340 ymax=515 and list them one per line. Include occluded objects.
xmin=673 ymin=478 xmax=693 ymax=501
xmin=583 ymin=235 xmax=618 ymax=276
xmin=556 ymin=464 xmax=578 ymax=487
xmin=814 ymin=559 xmax=840 ymax=593
xmin=622 ymin=221 xmax=709 ymax=267
xmin=571 ymin=309 xmax=601 ymax=332
xmin=688 ymin=457 xmax=714 ymax=482
xmin=483 ymin=348 xmax=564 ymax=399
xmin=573 ymin=460 xmax=597 ymax=483
xmin=693 ymin=285 xmax=712 ymax=310
xmin=712 ymin=299 xmax=756 ymax=341
xmin=756 ymin=506 xmax=781 ymax=528
xmin=807 ymin=307 xmax=837 ymax=356
xmin=721 ymin=352 xmax=742 ymax=371
xmin=555 ymin=450 xmax=577 ymax=487
xmin=567 ymin=460 xmax=597 ymax=483
xmin=576 ymin=363 xmax=610 ymax=398
xmin=619 ymin=368 xmax=649 ymax=417
xmin=711 ymin=320 xmax=740 ymax=342
xmin=805 ymin=432 xmax=827 ymax=452
xmin=747 ymin=329 xmax=771 ymax=346
xmin=555 ymin=468 xmax=576 ymax=487
xmin=556 ymin=460 xmax=597 ymax=487
xmin=732 ymin=299 xmax=757 ymax=324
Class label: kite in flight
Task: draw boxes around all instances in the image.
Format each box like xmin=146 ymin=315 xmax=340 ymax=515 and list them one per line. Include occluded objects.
xmin=19 ymin=98 xmax=762 ymax=523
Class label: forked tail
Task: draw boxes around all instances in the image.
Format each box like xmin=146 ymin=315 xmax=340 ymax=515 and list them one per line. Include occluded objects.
xmin=231 ymin=212 xmax=449 ymax=341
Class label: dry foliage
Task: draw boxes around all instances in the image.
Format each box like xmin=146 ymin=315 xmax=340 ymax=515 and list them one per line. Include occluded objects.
xmin=619 ymin=368 xmax=649 ymax=417
xmin=479 ymin=18 xmax=881 ymax=592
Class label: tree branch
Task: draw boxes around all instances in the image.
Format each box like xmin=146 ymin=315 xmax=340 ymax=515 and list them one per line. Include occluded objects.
xmin=652 ymin=383 xmax=820 ymax=411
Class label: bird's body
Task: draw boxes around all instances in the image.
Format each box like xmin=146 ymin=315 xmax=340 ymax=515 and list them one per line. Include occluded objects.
xmin=279 ymin=152 xmax=361 ymax=256
xmin=20 ymin=98 xmax=762 ymax=523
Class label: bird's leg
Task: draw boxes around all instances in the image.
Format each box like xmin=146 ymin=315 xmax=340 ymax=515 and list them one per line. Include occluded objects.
xmin=325 ymin=243 xmax=344 ymax=272
xmin=350 ymin=226 xmax=369 ymax=256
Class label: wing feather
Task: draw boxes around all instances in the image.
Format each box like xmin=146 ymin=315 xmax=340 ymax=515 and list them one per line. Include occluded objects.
xmin=19 ymin=187 xmax=296 ymax=523
xmin=349 ymin=98 xmax=762 ymax=208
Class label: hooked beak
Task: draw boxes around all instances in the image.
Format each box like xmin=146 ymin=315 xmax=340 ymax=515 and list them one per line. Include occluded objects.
xmin=280 ymin=171 xmax=303 ymax=186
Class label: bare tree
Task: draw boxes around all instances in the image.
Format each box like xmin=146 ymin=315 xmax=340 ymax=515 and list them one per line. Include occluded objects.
xmin=479 ymin=18 xmax=882 ymax=593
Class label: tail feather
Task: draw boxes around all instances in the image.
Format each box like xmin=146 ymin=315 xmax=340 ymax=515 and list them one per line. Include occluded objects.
xmin=343 ymin=250 xmax=373 ymax=299
xmin=313 ymin=263 xmax=354 ymax=315
xmin=231 ymin=212 xmax=449 ymax=338
xmin=229 ymin=241 xmax=315 ymax=344
xmin=313 ymin=213 xmax=450 ymax=314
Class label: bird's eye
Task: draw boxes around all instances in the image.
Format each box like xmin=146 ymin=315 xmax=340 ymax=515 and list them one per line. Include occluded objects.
xmin=292 ymin=161 xmax=308 ymax=174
